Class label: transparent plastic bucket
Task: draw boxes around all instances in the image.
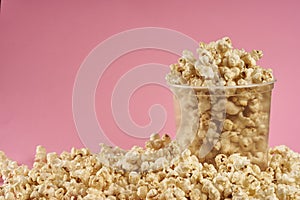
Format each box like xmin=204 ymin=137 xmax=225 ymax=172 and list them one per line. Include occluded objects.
xmin=169 ymin=81 xmax=275 ymax=169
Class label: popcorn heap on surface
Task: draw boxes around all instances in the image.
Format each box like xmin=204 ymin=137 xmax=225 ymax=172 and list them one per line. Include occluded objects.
xmin=1 ymin=134 xmax=300 ymax=200
xmin=166 ymin=37 xmax=275 ymax=169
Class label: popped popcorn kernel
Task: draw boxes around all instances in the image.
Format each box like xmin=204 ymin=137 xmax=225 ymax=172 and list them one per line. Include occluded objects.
xmin=0 ymin=139 xmax=300 ymax=199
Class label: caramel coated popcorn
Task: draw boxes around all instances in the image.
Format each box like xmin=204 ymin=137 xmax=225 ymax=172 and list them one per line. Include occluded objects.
xmin=166 ymin=37 xmax=275 ymax=169
xmin=1 ymin=135 xmax=300 ymax=199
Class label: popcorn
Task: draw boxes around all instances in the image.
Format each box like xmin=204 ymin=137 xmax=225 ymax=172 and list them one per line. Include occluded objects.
xmin=1 ymin=137 xmax=300 ymax=199
xmin=189 ymin=188 xmax=202 ymax=200
xmin=137 ymin=185 xmax=148 ymax=198
xmin=35 ymin=145 xmax=47 ymax=163
xmin=182 ymin=50 xmax=196 ymax=63
xmin=201 ymin=179 xmax=221 ymax=200
xmin=146 ymin=188 xmax=158 ymax=198
xmin=226 ymin=101 xmax=242 ymax=115
xmin=127 ymin=172 xmax=138 ymax=185
xmin=167 ymin=37 xmax=275 ymax=169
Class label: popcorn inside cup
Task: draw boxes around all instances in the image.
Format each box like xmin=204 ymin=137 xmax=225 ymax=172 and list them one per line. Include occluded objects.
xmin=166 ymin=37 xmax=275 ymax=169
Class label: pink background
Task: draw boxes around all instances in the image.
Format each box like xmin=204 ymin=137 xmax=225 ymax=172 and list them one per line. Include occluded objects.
xmin=0 ymin=0 xmax=300 ymax=166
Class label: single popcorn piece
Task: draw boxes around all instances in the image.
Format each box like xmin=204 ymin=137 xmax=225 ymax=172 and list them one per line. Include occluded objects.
xmin=166 ymin=37 xmax=275 ymax=169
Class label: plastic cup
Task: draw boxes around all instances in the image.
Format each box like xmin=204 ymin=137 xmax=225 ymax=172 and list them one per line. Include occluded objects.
xmin=169 ymin=81 xmax=275 ymax=169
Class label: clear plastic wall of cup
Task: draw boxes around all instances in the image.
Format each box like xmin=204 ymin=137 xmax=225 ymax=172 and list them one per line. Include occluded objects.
xmin=169 ymin=81 xmax=275 ymax=170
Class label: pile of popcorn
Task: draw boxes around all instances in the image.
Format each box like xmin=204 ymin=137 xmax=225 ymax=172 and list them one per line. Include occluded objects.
xmin=1 ymin=134 xmax=300 ymax=199
xmin=166 ymin=37 xmax=275 ymax=169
